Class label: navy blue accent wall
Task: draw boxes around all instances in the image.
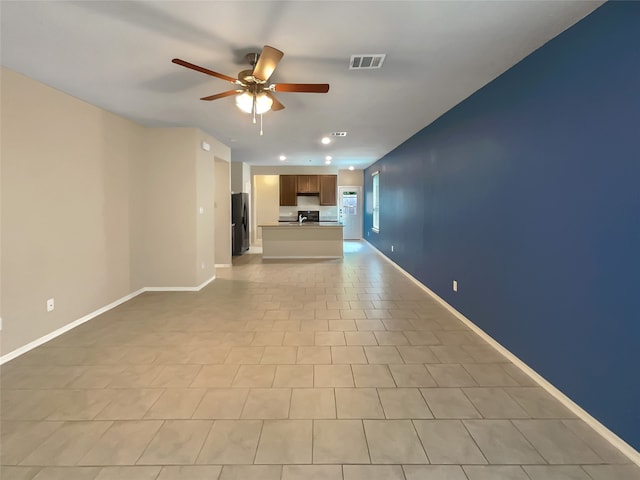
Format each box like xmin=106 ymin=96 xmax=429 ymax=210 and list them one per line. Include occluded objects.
xmin=364 ymin=2 xmax=640 ymax=450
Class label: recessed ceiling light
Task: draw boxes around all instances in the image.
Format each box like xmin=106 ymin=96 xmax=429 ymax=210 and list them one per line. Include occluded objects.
xmin=321 ymin=137 xmax=331 ymax=145
xmin=279 ymin=155 xmax=286 ymax=161
xmin=325 ymin=156 xmax=332 ymax=161
xmin=325 ymin=160 xmax=331 ymax=165
xmin=348 ymin=166 xmax=355 ymax=171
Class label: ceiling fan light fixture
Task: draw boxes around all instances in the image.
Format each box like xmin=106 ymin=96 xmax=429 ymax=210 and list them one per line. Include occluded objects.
xmin=235 ymin=92 xmax=254 ymax=114
xmin=173 ymin=46 xmax=329 ymax=138
xmin=235 ymin=91 xmax=273 ymax=115
xmin=254 ymin=92 xmax=273 ymax=114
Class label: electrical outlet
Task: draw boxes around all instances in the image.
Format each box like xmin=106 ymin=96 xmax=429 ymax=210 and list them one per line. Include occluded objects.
xmin=453 ymin=280 xmax=458 ymax=292
xmin=391 ymin=245 xmax=394 ymax=252
xmin=46 ymin=298 xmax=55 ymax=312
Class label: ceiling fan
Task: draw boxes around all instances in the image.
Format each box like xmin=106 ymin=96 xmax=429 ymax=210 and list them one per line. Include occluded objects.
xmin=172 ymin=46 xmax=329 ymax=127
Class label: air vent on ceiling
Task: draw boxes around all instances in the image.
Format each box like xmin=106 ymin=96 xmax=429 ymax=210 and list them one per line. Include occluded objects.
xmin=331 ymin=132 xmax=348 ymax=137
xmin=349 ymin=54 xmax=386 ymax=70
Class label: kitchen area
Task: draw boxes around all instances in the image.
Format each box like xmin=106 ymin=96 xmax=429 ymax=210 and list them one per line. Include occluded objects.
xmin=260 ymin=174 xmax=342 ymax=259
xmin=233 ymin=166 xmax=363 ymax=260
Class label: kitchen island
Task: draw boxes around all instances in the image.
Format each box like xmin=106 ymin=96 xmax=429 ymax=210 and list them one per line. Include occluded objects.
xmin=259 ymin=222 xmax=344 ymax=259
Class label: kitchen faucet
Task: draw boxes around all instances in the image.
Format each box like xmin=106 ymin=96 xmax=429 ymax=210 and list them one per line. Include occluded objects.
xmin=298 ymin=214 xmax=307 ymax=224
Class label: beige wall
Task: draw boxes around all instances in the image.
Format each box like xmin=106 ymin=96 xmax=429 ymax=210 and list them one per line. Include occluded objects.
xmin=131 ymin=128 xmax=199 ymax=288
xmin=1 ymin=68 xmax=138 ymax=353
xmin=214 ymin=159 xmax=231 ymax=267
xmin=338 ymin=169 xmax=364 ymax=186
xmin=231 ymin=162 xmax=242 ymax=194
xmin=0 ymin=69 xmax=3 ymax=348
xmin=196 ymin=134 xmax=232 ymax=281
xmin=1 ymin=67 xmax=230 ymax=357
xmin=253 ymin=175 xmax=280 ymax=242
xmin=196 ymin=140 xmax=215 ymax=283
xmin=131 ymin=129 xmax=230 ymax=288
xmin=231 ymin=161 xmax=251 ymax=194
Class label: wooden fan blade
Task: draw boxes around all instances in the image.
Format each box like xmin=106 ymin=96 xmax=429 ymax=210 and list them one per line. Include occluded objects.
xmin=200 ymin=90 xmax=243 ymax=101
xmin=266 ymin=92 xmax=285 ymax=111
xmin=252 ymin=46 xmax=284 ymax=82
xmin=272 ymin=83 xmax=330 ymax=93
xmin=172 ymin=58 xmax=238 ymax=84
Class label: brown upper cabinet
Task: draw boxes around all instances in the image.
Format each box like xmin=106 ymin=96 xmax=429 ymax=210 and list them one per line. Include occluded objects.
xmin=297 ymin=175 xmax=320 ymax=194
xmin=279 ymin=174 xmax=338 ymax=206
xmin=319 ymin=175 xmax=337 ymax=206
xmin=279 ymin=175 xmax=298 ymax=206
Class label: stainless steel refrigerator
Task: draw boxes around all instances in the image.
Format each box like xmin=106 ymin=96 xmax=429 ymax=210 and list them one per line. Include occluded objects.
xmin=231 ymin=193 xmax=249 ymax=255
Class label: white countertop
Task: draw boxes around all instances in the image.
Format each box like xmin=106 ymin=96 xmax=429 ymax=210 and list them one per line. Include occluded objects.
xmin=278 ymin=219 xmax=339 ymax=223
xmin=260 ymin=222 xmax=344 ymax=228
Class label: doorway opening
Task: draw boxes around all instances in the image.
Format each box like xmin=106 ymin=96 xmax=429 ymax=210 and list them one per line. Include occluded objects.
xmin=339 ymin=186 xmax=363 ymax=240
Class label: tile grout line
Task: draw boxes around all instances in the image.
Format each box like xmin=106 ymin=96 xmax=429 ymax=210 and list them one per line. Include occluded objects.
xmin=192 ymin=418 xmax=216 ymax=466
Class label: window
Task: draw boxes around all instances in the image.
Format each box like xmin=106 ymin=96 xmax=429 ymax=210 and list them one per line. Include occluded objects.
xmin=372 ymin=171 xmax=379 ymax=232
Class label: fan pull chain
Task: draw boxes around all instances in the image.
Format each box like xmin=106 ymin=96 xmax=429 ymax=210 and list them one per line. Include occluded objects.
xmin=260 ymin=113 xmax=264 ymax=136
xmin=252 ymin=96 xmax=257 ymax=124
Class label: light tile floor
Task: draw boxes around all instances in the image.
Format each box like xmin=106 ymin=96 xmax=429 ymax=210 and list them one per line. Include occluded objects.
xmin=1 ymin=241 xmax=639 ymax=480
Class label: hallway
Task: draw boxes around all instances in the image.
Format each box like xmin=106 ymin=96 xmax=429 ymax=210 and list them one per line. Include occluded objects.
xmin=1 ymin=242 xmax=638 ymax=480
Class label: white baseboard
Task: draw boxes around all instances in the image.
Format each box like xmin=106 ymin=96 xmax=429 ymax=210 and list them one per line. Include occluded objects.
xmin=143 ymin=274 xmax=215 ymax=292
xmin=366 ymin=241 xmax=640 ymax=467
xmin=0 ymin=275 xmax=216 ymax=365
xmin=195 ymin=274 xmax=216 ymax=290
xmin=262 ymin=256 xmax=342 ymax=259
xmin=0 ymin=288 xmax=143 ymax=365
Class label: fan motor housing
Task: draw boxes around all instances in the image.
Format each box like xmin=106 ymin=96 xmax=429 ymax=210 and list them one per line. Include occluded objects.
xmin=238 ymin=69 xmax=255 ymax=83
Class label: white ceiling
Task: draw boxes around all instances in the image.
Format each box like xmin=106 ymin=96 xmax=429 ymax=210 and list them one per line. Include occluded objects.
xmin=1 ymin=1 xmax=602 ymax=169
